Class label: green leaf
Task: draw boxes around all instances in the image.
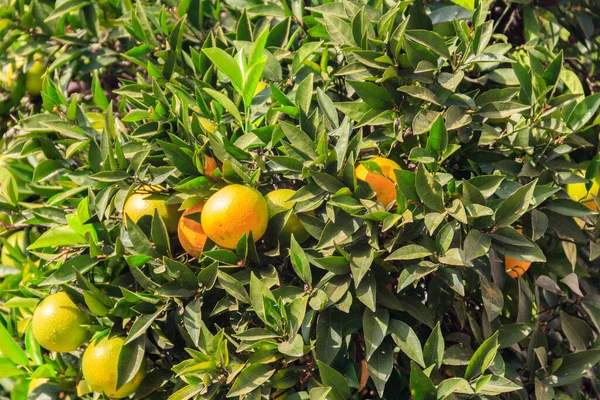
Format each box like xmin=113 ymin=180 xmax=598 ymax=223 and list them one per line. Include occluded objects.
xmin=184 ymin=298 xmax=202 ymax=347
xmin=0 ymin=321 xmax=29 ymax=366
xmin=450 ymin=0 xmax=474 ymax=12
xmin=278 ymin=334 xmax=305 ymax=357
xmin=124 ymin=215 xmax=160 ymax=258
xmin=426 ymin=115 xmax=448 ymax=160
xmin=45 ymin=0 xmax=91 ymax=22
xmin=347 ymin=80 xmax=394 ymax=110
xmin=28 ymin=226 xmax=87 ymax=250
xmin=315 ymin=309 xmax=342 ymax=365
xmin=478 ymin=375 xmax=522 ymax=395
xmin=560 ymin=311 xmax=593 ymax=352
xmin=203 ymin=48 xmax=243 ymax=93
xmin=405 ymin=30 xmax=451 ymax=59
xmin=279 ymin=121 xmax=319 ymax=160
xmin=152 ymin=208 xmax=170 ymax=256
xmin=423 ymin=322 xmax=444 ymax=370
xmin=546 ymin=349 xmax=600 ymax=386
xmin=464 ymin=331 xmax=499 ymax=380
xmin=498 ymin=323 xmax=535 ymax=349
xmin=316 ymin=361 xmax=351 ymax=400
xmin=399 ymin=86 xmax=441 ymax=106
xmin=437 ymin=378 xmax=474 ymax=399
xmin=289 ymin=235 xmax=312 ymax=285
xmin=478 ymin=102 xmax=531 ymax=119
xmin=158 ymin=140 xmax=198 ymax=176
xmin=126 ymin=309 xmax=162 ymax=344
xmin=250 ymin=273 xmax=276 ymax=326
xmin=410 ymin=362 xmax=437 ymax=400
xmin=464 ymin=230 xmax=491 ymax=261
xmin=386 ymin=244 xmax=433 ymax=261
xmin=363 ymin=307 xmax=389 ymax=360
xmin=416 ymin=164 xmax=445 ymax=212
xmin=218 ymin=271 xmax=251 ymax=303
xmin=117 ymin=335 xmax=145 ymax=390
xmin=481 ymin=277 xmax=504 ymax=322
xmin=227 ymin=364 xmax=275 ymax=397
xmin=367 ymin=339 xmax=394 ymax=397
xmin=494 ymin=180 xmax=536 ymax=228
xmin=390 ymin=320 xmax=425 ymax=367
xmin=204 ymin=88 xmax=243 ymax=125
xmin=567 ymin=92 xmax=600 ymax=131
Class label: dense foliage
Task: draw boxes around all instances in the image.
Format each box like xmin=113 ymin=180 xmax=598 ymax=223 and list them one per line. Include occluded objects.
xmin=1 ymin=0 xmax=600 ymax=399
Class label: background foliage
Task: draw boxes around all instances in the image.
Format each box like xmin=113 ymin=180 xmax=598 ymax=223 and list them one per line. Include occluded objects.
xmin=1 ymin=0 xmax=600 ymax=399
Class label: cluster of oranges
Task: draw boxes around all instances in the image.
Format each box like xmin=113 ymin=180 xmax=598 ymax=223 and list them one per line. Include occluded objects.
xmin=122 ymin=155 xmax=600 ymax=280
xmin=30 ymin=292 xmax=141 ymax=398
xmin=22 ymin=155 xmax=600 ymax=397
xmin=123 ymin=156 xmax=404 ymax=260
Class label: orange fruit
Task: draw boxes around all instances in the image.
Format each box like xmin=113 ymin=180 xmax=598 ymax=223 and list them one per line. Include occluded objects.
xmin=505 ymin=257 xmax=531 ymax=279
xmin=203 ymin=155 xmax=219 ymax=180
xmin=355 ymin=157 xmax=401 ymax=206
xmin=265 ymin=189 xmax=312 ymax=243
xmin=201 ymin=185 xmax=269 ymax=249
xmin=82 ymin=335 xmax=146 ymax=398
xmin=505 ymin=228 xmax=531 ymax=278
xmin=32 ymin=292 xmax=89 ymax=352
xmin=177 ymin=202 xmax=208 ymax=258
xmin=123 ymin=186 xmax=181 ymax=234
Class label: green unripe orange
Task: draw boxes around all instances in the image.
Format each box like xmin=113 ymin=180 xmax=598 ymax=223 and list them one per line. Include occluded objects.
xmin=32 ymin=292 xmax=89 ymax=352
xmin=82 ymin=335 xmax=146 ymax=398
xmin=123 ymin=186 xmax=181 ymax=234
xmin=25 ymin=60 xmax=45 ymax=96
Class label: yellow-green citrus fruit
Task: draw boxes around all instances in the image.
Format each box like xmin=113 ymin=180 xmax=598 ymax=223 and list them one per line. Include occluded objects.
xmin=28 ymin=378 xmax=49 ymax=394
xmin=177 ymin=202 xmax=208 ymax=258
xmin=265 ymin=189 xmax=312 ymax=243
xmin=25 ymin=60 xmax=45 ymax=96
xmin=123 ymin=186 xmax=181 ymax=234
xmin=255 ymin=81 xmax=267 ymax=95
xmin=3 ymin=63 xmax=14 ymax=88
xmin=355 ymin=157 xmax=402 ymax=207
xmin=82 ymin=335 xmax=146 ymax=399
xmin=566 ymin=174 xmax=600 ymax=211
xmin=199 ymin=117 xmax=217 ymax=133
xmin=32 ymin=292 xmax=89 ymax=352
xmin=1 ymin=230 xmax=38 ymax=268
xmin=201 ymin=185 xmax=269 ymax=249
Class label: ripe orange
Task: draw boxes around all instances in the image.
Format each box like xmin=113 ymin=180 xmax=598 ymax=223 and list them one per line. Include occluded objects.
xmin=505 ymin=228 xmax=531 ymax=278
xmin=123 ymin=186 xmax=181 ymax=234
xmin=265 ymin=189 xmax=312 ymax=243
xmin=178 ymin=202 xmax=208 ymax=258
xmin=82 ymin=335 xmax=146 ymax=398
xmin=505 ymin=257 xmax=531 ymax=279
xmin=32 ymin=292 xmax=89 ymax=352
xmin=201 ymin=185 xmax=269 ymax=249
xmin=355 ymin=157 xmax=401 ymax=206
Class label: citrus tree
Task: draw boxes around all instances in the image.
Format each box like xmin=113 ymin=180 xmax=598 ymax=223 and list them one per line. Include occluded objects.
xmin=1 ymin=0 xmax=600 ymax=399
